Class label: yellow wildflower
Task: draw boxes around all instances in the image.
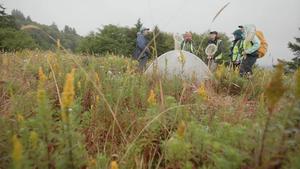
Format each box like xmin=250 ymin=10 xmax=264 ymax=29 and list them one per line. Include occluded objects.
xmin=77 ymin=81 xmax=81 ymax=89
xmin=16 ymin=114 xmax=24 ymax=123
xmin=37 ymin=88 xmax=46 ymax=103
xmin=96 ymin=95 xmax=100 ymax=104
xmin=111 ymin=160 xmax=119 ymax=169
xmin=215 ymin=65 xmax=225 ymax=80
xmin=37 ymin=67 xmax=47 ymax=105
xmin=61 ymin=69 xmax=75 ymax=110
xmin=57 ymin=39 xmax=61 ymax=49
xmin=177 ymin=120 xmax=186 ymax=139
xmin=29 ymin=131 xmax=38 ymax=149
xmin=12 ymin=135 xmax=23 ymax=169
xmin=265 ymin=64 xmax=286 ymax=111
xmin=38 ymin=67 xmax=47 ymax=85
xmin=234 ymin=68 xmax=240 ymax=76
xmin=88 ymin=158 xmax=97 ymax=168
xmin=95 ymin=72 xmax=100 ymax=85
xmin=197 ymin=83 xmax=208 ymax=100
xmin=178 ymin=51 xmax=186 ymax=64
xmin=147 ymin=89 xmax=156 ymax=105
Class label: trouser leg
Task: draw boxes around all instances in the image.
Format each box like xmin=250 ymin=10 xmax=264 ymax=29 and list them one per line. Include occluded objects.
xmin=138 ymin=56 xmax=148 ymax=71
xmin=240 ymin=55 xmax=257 ymax=76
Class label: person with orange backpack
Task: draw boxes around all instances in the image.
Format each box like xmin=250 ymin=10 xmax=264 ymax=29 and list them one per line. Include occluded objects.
xmin=230 ymin=29 xmax=244 ymax=69
xmin=239 ymin=25 xmax=268 ymax=77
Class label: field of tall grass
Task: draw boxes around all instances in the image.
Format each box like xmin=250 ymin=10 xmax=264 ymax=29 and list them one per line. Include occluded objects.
xmin=0 ymin=50 xmax=299 ymax=169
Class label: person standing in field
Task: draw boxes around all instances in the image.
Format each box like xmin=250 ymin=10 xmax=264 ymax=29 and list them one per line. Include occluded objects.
xmin=181 ymin=32 xmax=194 ymax=53
xmin=206 ymin=31 xmax=226 ymax=71
xmin=133 ymin=27 xmax=151 ymax=71
xmin=230 ymin=29 xmax=244 ymax=69
xmin=239 ymin=25 xmax=261 ymax=77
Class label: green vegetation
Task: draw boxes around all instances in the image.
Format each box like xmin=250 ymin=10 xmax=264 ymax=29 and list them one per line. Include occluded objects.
xmin=0 ymin=50 xmax=299 ymax=169
xmin=278 ymin=28 xmax=300 ymax=72
xmin=0 ymin=6 xmax=81 ymax=52
xmin=1 ymin=3 xmax=300 ymax=169
xmin=0 ymin=6 xmax=231 ymax=58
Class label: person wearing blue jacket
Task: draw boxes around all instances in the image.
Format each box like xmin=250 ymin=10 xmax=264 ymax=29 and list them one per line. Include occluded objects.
xmin=239 ymin=25 xmax=261 ymax=77
xmin=133 ymin=27 xmax=151 ymax=71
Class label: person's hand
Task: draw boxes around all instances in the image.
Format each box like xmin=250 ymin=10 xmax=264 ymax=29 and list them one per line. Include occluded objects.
xmin=207 ymin=55 xmax=213 ymax=60
xmin=146 ymin=47 xmax=151 ymax=54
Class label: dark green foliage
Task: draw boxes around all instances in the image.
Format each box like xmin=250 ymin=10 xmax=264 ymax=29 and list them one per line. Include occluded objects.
xmin=134 ymin=18 xmax=143 ymax=32
xmin=288 ymin=29 xmax=300 ymax=57
xmin=78 ymin=19 xmax=174 ymax=57
xmin=11 ymin=9 xmax=27 ymax=28
xmin=78 ymin=24 xmax=138 ymax=56
xmin=0 ymin=6 xmax=17 ymax=29
xmin=0 ymin=4 xmax=5 ymax=15
xmin=9 ymin=9 xmax=81 ymax=52
xmin=0 ymin=28 xmax=36 ymax=51
xmin=277 ymin=28 xmax=300 ymax=72
xmin=77 ymin=32 xmax=98 ymax=54
xmin=286 ymin=28 xmax=300 ymax=70
xmin=61 ymin=25 xmax=82 ymax=52
xmin=151 ymin=25 xmax=174 ymax=56
xmin=97 ymin=24 xmax=135 ymax=55
xmin=192 ymin=31 xmax=231 ymax=63
xmin=1 ymin=7 xmax=232 ymax=59
xmin=77 ymin=24 xmax=232 ymax=59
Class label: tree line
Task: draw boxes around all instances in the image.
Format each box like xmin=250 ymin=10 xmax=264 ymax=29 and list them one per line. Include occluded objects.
xmin=0 ymin=6 xmax=81 ymax=52
xmin=0 ymin=5 xmax=231 ymax=58
xmin=1 ymin=4 xmax=299 ymax=69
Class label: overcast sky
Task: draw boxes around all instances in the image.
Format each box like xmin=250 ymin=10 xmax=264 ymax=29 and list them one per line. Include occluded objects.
xmin=2 ymin=0 xmax=300 ymax=66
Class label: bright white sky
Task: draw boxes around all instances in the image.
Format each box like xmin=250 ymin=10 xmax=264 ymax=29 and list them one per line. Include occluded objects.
xmin=2 ymin=0 xmax=300 ymax=66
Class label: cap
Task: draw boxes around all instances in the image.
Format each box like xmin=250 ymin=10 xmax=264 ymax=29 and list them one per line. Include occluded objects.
xmin=233 ymin=29 xmax=243 ymax=36
xmin=209 ymin=31 xmax=218 ymax=35
xmin=140 ymin=27 xmax=150 ymax=32
xmin=238 ymin=25 xmax=244 ymax=28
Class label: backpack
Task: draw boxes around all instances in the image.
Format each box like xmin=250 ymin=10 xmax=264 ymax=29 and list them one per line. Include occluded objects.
xmin=256 ymin=31 xmax=268 ymax=58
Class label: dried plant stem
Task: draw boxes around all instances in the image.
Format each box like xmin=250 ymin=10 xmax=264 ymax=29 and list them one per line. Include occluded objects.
xmin=46 ymin=56 xmax=62 ymax=106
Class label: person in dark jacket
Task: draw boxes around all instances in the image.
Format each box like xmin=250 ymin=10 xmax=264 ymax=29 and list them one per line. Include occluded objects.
xmin=206 ymin=31 xmax=226 ymax=71
xmin=230 ymin=29 xmax=244 ymax=69
xmin=133 ymin=27 xmax=151 ymax=71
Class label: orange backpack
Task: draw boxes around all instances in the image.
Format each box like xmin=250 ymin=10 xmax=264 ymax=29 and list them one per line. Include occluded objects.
xmin=256 ymin=31 xmax=268 ymax=58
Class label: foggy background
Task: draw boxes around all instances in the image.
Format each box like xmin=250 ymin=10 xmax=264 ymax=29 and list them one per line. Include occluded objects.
xmin=3 ymin=0 xmax=300 ymax=66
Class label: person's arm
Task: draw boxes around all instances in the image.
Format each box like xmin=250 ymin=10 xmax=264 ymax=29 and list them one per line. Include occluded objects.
xmin=137 ymin=35 xmax=151 ymax=56
xmin=137 ymin=35 xmax=147 ymax=50
xmin=245 ymin=36 xmax=261 ymax=54
xmin=214 ymin=40 xmax=224 ymax=57
xmin=229 ymin=41 xmax=236 ymax=57
xmin=180 ymin=41 xmax=185 ymax=50
xmin=191 ymin=42 xmax=195 ymax=53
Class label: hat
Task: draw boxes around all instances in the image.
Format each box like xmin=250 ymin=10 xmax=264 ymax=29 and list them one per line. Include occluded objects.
xmin=233 ymin=29 xmax=243 ymax=40
xmin=209 ymin=31 xmax=218 ymax=35
xmin=233 ymin=29 xmax=243 ymax=36
xmin=238 ymin=25 xmax=244 ymax=28
xmin=140 ymin=27 xmax=150 ymax=32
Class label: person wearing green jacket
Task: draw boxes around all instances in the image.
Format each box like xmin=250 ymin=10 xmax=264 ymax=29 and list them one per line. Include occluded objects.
xmin=239 ymin=25 xmax=261 ymax=77
xmin=230 ymin=29 xmax=244 ymax=69
xmin=181 ymin=32 xmax=194 ymax=53
xmin=206 ymin=31 xmax=226 ymax=71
